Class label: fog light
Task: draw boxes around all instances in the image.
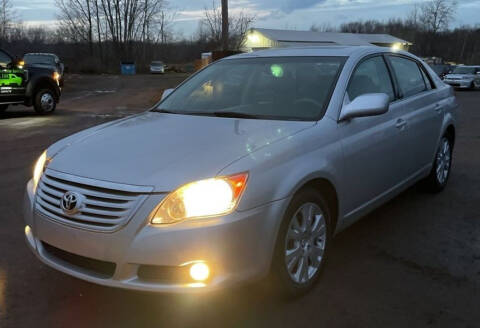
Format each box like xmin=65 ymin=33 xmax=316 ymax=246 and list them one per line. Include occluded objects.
xmin=189 ymin=262 xmax=210 ymax=282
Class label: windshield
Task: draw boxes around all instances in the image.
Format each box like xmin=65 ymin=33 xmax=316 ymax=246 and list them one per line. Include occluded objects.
xmin=452 ymin=66 xmax=476 ymax=74
xmin=156 ymin=56 xmax=345 ymax=120
xmin=151 ymin=61 xmax=164 ymax=66
xmin=24 ymin=54 xmax=55 ymax=65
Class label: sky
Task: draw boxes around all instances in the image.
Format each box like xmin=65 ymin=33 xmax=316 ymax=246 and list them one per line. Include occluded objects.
xmin=14 ymin=0 xmax=480 ymax=37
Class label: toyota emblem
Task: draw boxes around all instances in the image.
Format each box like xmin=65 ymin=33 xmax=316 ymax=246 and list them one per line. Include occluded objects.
xmin=60 ymin=191 xmax=82 ymax=215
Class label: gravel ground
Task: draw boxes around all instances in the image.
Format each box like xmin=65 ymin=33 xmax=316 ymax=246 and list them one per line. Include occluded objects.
xmin=0 ymin=79 xmax=479 ymax=327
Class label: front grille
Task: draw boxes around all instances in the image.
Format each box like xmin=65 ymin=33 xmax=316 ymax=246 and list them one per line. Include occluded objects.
xmin=35 ymin=169 xmax=152 ymax=232
xmin=42 ymin=242 xmax=116 ymax=278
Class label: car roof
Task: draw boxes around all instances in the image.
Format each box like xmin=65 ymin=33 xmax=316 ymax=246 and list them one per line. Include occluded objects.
xmin=225 ymin=46 xmax=401 ymax=60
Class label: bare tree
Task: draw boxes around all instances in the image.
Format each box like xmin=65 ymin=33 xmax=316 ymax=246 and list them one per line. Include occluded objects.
xmin=419 ymin=0 xmax=457 ymax=34
xmin=0 ymin=0 xmax=16 ymax=41
xmin=310 ymin=23 xmax=337 ymax=32
xmin=200 ymin=0 xmax=255 ymax=50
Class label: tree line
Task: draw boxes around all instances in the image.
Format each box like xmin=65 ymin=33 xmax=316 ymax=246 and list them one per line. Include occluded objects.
xmin=0 ymin=0 xmax=478 ymax=73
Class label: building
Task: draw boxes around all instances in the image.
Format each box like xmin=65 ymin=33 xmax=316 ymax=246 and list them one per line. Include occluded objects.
xmin=241 ymin=28 xmax=412 ymax=52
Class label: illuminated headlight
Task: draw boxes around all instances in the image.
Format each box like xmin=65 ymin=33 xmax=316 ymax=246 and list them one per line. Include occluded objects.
xmin=151 ymin=173 xmax=248 ymax=224
xmin=53 ymin=72 xmax=60 ymax=81
xmin=33 ymin=151 xmax=49 ymax=192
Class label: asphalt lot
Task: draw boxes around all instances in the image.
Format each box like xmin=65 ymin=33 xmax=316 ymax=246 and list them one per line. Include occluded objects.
xmin=0 ymin=77 xmax=479 ymax=327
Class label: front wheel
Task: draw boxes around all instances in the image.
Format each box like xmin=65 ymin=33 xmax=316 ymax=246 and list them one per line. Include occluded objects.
xmin=34 ymin=89 xmax=56 ymax=114
xmin=271 ymin=188 xmax=331 ymax=297
xmin=423 ymin=136 xmax=453 ymax=192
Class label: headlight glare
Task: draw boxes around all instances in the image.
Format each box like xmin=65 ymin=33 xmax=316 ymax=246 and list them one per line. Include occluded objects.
xmin=33 ymin=151 xmax=47 ymax=192
xmin=151 ymin=173 xmax=248 ymax=224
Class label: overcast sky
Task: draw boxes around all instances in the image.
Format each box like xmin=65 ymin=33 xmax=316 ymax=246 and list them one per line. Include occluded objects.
xmin=15 ymin=0 xmax=480 ymax=37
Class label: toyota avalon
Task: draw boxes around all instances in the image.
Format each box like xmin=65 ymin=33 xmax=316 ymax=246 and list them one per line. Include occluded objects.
xmin=24 ymin=46 xmax=458 ymax=295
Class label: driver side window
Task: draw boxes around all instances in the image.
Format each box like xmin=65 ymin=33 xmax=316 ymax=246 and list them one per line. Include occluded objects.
xmin=347 ymin=56 xmax=395 ymax=102
xmin=0 ymin=51 xmax=11 ymax=68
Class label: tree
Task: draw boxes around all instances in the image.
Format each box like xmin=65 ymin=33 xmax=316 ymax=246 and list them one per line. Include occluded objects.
xmin=0 ymin=0 xmax=16 ymax=41
xmin=419 ymin=0 xmax=457 ymax=34
xmin=200 ymin=0 xmax=255 ymax=50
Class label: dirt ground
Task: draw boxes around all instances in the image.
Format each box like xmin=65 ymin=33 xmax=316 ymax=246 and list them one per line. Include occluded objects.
xmin=0 ymin=75 xmax=479 ymax=327
xmin=60 ymin=73 xmax=190 ymax=114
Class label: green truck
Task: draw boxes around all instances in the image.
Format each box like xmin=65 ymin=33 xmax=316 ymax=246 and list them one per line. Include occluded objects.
xmin=0 ymin=49 xmax=61 ymax=114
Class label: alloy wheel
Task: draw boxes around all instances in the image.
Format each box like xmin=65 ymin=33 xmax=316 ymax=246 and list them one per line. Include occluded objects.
xmin=284 ymin=202 xmax=327 ymax=284
xmin=436 ymin=137 xmax=451 ymax=185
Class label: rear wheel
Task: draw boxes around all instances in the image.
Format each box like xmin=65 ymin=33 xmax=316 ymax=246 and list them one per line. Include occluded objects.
xmin=271 ymin=188 xmax=331 ymax=297
xmin=0 ymin=104 xmax=8 ymax=113
xmin=34 ymin=89 xmax=56 ymax=114
xmin=423 ymin=136 xmax=453 ymax=192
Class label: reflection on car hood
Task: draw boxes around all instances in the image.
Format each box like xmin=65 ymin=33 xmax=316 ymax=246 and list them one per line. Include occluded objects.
xmin=48 ymin=112 xmax=314 ymax=191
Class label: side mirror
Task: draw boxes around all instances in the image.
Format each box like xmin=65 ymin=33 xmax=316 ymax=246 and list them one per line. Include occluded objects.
xmin=340 ymin=93 xmax=390 ymax=121
xmin=161 ymin=88 xmax=174 ymax=101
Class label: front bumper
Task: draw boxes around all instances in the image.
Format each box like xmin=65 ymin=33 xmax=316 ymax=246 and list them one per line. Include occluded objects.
xmin=444 ymin=79 xmax=473 ymax=88
xmin=24 ymin=179 xmax=287 ymax=293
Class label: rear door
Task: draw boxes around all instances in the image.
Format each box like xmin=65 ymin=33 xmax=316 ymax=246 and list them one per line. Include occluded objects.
xmin=386 ymin=55 xmax=444 ymax=176
xmin=339 ymin=55 xmax=407 ymax=215
xmin=0 ymin=50 xmax=26 ymax=103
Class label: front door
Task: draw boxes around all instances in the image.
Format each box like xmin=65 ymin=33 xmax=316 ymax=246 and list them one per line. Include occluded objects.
xmin=339 ymin=55 xmax=406 ymax=218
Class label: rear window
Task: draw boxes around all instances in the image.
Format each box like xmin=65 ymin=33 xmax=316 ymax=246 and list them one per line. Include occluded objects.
xmin=452 ymin=66 xmax=476 ymax=74
xmin=158 ymin=56 xmax=346 ymax=121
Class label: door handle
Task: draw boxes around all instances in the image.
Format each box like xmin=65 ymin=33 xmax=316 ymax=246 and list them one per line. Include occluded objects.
xmin=434 ymin=103 xmax=442 ymax=113
xmin=395 ymin=118 xmax=407 ymax=129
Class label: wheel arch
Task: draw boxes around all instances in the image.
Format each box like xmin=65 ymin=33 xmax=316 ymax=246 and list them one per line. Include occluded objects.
xmin=25 ymin=76 xmax=60 ymax=104
xmin=292 ymin=177 xmax=339 ymax=235
xmin=444 ymin=124 xmax=455 ymax=148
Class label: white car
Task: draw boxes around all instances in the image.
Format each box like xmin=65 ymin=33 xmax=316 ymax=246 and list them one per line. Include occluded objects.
xmin=443 ymin=65 xmax=480 ymax=89
xmin=150 ymin=61 xmax=165 ymax=74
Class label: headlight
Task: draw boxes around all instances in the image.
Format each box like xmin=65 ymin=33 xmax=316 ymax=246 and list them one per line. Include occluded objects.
xmin=33 ymin=151 xmax=48 ymax=192
xmin=151 ymin=173 xmax=248 ymax=224
xmin=53 ymin=72 xmax=60 ymax=81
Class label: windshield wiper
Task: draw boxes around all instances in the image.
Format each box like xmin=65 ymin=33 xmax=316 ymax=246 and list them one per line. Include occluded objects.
xmin=152 ymin=109 xmax=263 ymax=119
xmin=151 ymin=109 xmax=177 ymax=113
xmin=213 ymin=111 xmax=263 ymax=119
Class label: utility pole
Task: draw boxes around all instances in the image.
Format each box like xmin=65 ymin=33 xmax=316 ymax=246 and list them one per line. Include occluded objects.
xmin=221 ymin=0 xmax=228 ymax=50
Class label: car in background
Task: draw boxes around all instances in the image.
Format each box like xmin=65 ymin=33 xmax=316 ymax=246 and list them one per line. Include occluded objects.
xmin=429 ymin=64 xmax=452 ymax=80
xmin=150 ymin=61 xmax=165 ymax=74
xmin=443 ymin=65 xmax=480 ymax=89
xmin=0 ymin=49 xmax=61 ymax=114
xmin=24 ymin=53 xmax=64 ymax=87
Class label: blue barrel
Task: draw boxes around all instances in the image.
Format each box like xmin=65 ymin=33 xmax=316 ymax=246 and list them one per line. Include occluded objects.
xmin=120 ymin=61 xmax=136 ymax=75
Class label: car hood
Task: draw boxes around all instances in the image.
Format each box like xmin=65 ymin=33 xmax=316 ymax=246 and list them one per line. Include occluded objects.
xmin=48 ymin=112 xmax=314 ymax=191
xmin=446 ymin=74 xmax=473 ymax=79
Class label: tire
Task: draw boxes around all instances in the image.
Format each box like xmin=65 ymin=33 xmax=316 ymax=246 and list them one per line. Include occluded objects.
xmin=0 ymin=104 xmax=7 ymax=112
xmin=271 ymin=187 xmax=332 ymax=297
xmin=423 ymin=136 xmax=453 ymax=192
xmin=33 ymin=89 xmax=56 ymax=114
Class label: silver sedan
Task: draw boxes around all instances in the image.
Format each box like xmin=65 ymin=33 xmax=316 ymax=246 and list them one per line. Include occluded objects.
xmin=24 ymin=46 xmax=458 ymax=295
